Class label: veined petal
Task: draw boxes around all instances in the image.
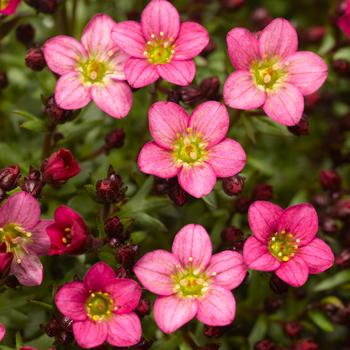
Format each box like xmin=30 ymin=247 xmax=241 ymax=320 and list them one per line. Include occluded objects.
xmin=29 ymin=220 xmax=52 ymax=256
xmin=73 ymin=320 xmax=108 ymax=349
xmin=125 ymin=58 xmax=160 ymax=88
xmin=11 ymin=253 xmax=43 ymax=286
xmin=157 ymin=60 xmax=195 ymax=86
xmin=275 ymin=255 xmax=309 ymax=287
xmin=83 ymin=262 xmax=116 ymax=292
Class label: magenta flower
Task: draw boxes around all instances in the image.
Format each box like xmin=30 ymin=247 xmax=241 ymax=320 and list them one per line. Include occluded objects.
xmin=137 ymin=101 xmax=246 ymax=198
xmin=338 ymin=1 xmax=350 ymax=38
xmin=55 ymin=262 xmax=142 ymax=348
xmin=0 ymin=192 xmax=51 ymax=286
xmin=0 ymin=0 xmax=20 ymax=15
xmin=43 ymin=14 xmax=132 ymax=119
xmin=223 ymin=18 xmax=328 ymax=126
xmin=111 ymin=0 xmax=209 ymax=88
xmin=134 ymin=224 xmax=247 ymax=333
xmin=243 ymin=201 xmax=334 ymax=287
xmin=0 ymin=323 xmax=5 ymax=341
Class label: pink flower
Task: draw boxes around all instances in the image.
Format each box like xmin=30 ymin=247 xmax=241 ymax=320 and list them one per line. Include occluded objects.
xmin=243 ymin=201 xmax=334 ymax=287
xmin=47 ymin=205 xmax=89 ymax=255
xmin=43 ymin=14 xmax=132 ymax=119
xmin=111 ymin=0 xmax=209 ymax=88
xmin=134 ymin=224 xmax=247 ymax=333
xmin=0 ymin=192 xmax=51 ymax=286
xmin=0 ymin=0 xmax=20 ymax=15
xmin=137 ymin=101 xmax=246 ymax=198
xmin=223 ymin=18 xmax=328 ymax=126
xmin=55 ymin=262 xmax=142 ymax=348
xmin=0 ymin=323 xmax=5 ymax=341
xmin=338 ymin=1 xmax=350 ymax=38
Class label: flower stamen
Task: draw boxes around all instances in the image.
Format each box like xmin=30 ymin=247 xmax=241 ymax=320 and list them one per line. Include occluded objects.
xmin=268 ymin=229 xmax=299 ymax=262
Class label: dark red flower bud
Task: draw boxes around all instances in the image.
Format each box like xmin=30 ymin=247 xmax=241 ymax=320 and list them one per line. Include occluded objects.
xmin=0 ymin=243 xmax=13 ymax=277
xmin=288 ymin=114 xmax=309 ymax=136
xmin=104 ymin=128 xmax=125 ymax=152
xmin=254 ymin=340 xmax=275 ymax=350
xmin=252 ymin=183 xmax=273 ymax=201
xmin=222 ymin=175 xmax=245 ymax=196
xmin=20 ymin=166 xmax=43 ymax=198
xmin=201 ymin=37 xmax=216 ymax=56
xmin=179 ymin=85 xmax=202 ymax=106
xmin=96 ymin=169 xmax=126 ymax=204
xmin=0 ymin=165 xmax=20 ymax=191
xmin=42 ymin=148 xmax=80 ymax=185
xmin=333 ymin=59 xmax=350 ymax=76
xmin=25 ymin=0 xmax=59 ymax=13
xmin=251 ymin=7 xmax=272 ymax=30
xmin=320 ymin=169 xmax=341 ymax=192
xmin=220 ymin=0 xmax=245 ymax=9
xmin=333 ymin=199 xmax=350 ymax=219
xmin=221 ymin=226 xmax=244 ymax=250
xmin=203 ymin=325 xmax=229 ymax=338
xmin=199 ymin=76 xmax=220 ymax=101
xmin=235 ymin=196 xmax=251 ymax=213
xmin=0 ymin=188 xmax=6 ymax=202
xmin=167 ymin=90 xmax=181 ymax=104
xmin=270 ymin=275 xmax=289 ymax=294
xmin=114 ymin=266 xmax=128 ymax=278
xmin=115 ymin=244 xmax=139 ymax=269
xmin=283 ymin=321 xmax=302 ymax=338
xmin=168 ymin=181 xmax=188 ymax=206
xmin=305 ymin=92 xmax=321 ymax=110
xmin=264 ymin=297 xmax=283 ymax=313
xmin=199 ymin=345 xmax=220 ymax=350
xmin=25 ymin=47 xmax=46 ymax=71
xmin=136 ymin=298 xmax=150 ymax=318
xmin=0 ymin=72 xmax=8 ymax=90
xmin=45 ymin=95 xmax=74 ymax=124
xmin=300 ymin=26 xmax=325 ymax=44
xmin=292 ymin=339 xmax=318 ymax=350
xmin=335 ymin=249 xmax=350 ymax=268
xmin=132 ymin=338 xmax=153 ymax=350
xmin=104 ymin=216 xmax=128 ymax=243
xmin=154 ymin=177 xmax=172 ymax=195
xmin=16 ymin=23 xmax=35 ymax=47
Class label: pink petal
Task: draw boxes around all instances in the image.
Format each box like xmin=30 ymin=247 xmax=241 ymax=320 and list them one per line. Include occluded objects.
xmin=197 ymin=286 xmax=236 ymax=326
xmin=55 ymin=72 xmax=91 ymax=110
xmin=248 ymin=201 xmax=283 ymax=242
xmin=172 ymin=224 xmax=212 ymax=271
xmin=223 ymin=70 xmax=266 ymax=110
xmin=298 ymin=238 xmax=334 ymax=274
xmin=174 ymin=22 xmax=209 ymax=60
xmin=206 ymin=251 xmax=247 ymax=290
xmin=112 ymin=21 xmax=146 ymax=58
xmin=43 ymin=35 xmax=86 ymax=75
xmin=55 ymin=281 xmax=88 ymax=321
xmin=107 ymin=313 xmax=141 ymax=347
xmin=125 ymin=58 xmax=160 ymax=88
xmin=189 ymin=101 xmax=229 ymax=147
xmin=263 ymin=83 xmax=304 ymax=126
xmin=338 ymin=12 xmax=350 ymax=38
xmin=157 ymin=60 xmax=195 ymax=86
xmin=134 ymin=250 xmax=180 ymax=296
xmin=141 ymin=0 xmax=180 ymax=40
xmin=149 ymin=101 xmax=188 ymax=149
xmin=55 ymin=205 xmax=81 ymax=225
xmin=226 ymin=28 xmax=260 ymax=69
xmin=259 ymin=18 xmax=298 ymax=59
xmin=243 ymin=236 xmax=280 ymax=271
xmin=91 ymin=81 xmax=132 ymax=119
xmin=154 ymin=295 xmax=198 ymax=334
xmin=73 ymin=320 xmax=108 ymax=349
xmin=178 ymin=163 xmax=217 ymax=198
xmin=83 ymin=262 xmax=116 ymax=292
xmin=275 ymin=255 xmax=309 ymax=287
xmin=0 ymin=0 xmax=20 ymax=15
xmin=11 ymin=253 xmax=43 ymax=286
xmin=207 ymin=138 xmax=246 ymax=178
xmin=284 ymin=51 xmax=328 ymax=96
xmin=108 ymin=47 xmax=129 ymax=81
xmin=277 ymin=203 xmax=318 ymax=246
xmin=29 ymin=220 xmax=52 ymax=256
xmin=0 ymin=323 xmax=5 ymax=341
xmin=137 ymin=142 xmax=178 ymax=178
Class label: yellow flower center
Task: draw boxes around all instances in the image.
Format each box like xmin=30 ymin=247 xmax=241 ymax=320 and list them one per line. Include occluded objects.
xmin=61 ymin=227 xmax=72 ymax=246
xmin=144 ymin=32 xmax=175 ymax=65
xmin=268 ymin=230 xmax=300 ymax=262
xmin=78 ymin=58 xmax=112 ymax=86
xmin=85 ymin=291 xmax=114 ymax=322
xmin=0 ymin=0 xmax=10 ymax=10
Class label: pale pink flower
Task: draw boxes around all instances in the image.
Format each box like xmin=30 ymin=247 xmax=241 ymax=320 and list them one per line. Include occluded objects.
xmin=111 ymin=0 xmax=209 ymax=88
xmin=43 ymin=14 xmax=132 ymax=119
xmin=0 ymin=192 xmax=52 ymax=286
xmin=223 ymin=18 xmax=328 ymax=126
xmin=0 ymin=0 xmax=20 ymax=15
xmin=137 ymin=101 xmax=246 ymax=198
xmin=134 ymin=224 xmax=247 ymax=333
xmin=243 ymin=201 xmax=334 ymax=287
xmin=338 ymin=1 xmax=350 ymax=38
xmin=55 ymin=262 xmax=142 ymax=349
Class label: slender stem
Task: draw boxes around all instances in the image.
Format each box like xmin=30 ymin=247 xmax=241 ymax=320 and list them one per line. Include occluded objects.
xmin=182 ymin=331 xmax=198 ymax=350
xmin=42 ymin=123 xmax=56 ymax=159
xmin=71 ymin=0 xmax=78 ymax=35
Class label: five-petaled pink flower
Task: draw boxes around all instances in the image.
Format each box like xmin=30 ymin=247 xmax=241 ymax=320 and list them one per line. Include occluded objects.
xmin=243 ymin=201 xmax=334 ymax=287
xmin=43 ymin=14 xmax=132 ymax=119
xmin=111 ymin=0 xmax=209 ymax=88
xmin=338 ymin=1 xmax=350 ymax=38
xmin=137 ymin=101 xmax=246 ymax=198
xmin=0 ymin=192 xmax=52 ymax=286
xmin=55 ymin=262 xmax=142 ymax=349
xmin=223 ymin=18 xmax=328 ymax=126
xmin=134 ymin=224 xmax=247 ymax=333
xmin=0 ymin=0 xmax=20 ymax=15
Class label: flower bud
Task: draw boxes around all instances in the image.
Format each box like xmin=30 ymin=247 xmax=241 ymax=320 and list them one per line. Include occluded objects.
xmin=168 ymin=181 xmax=188 ymax=206
xmin=0 ymin=72 xmax=8 ymax=90
xmin=333 ymin=59 xmax=350 ymax=76
xmin=335 ymin=249 xmax=350 ymax=268
xmin=104 ymin=216 xmax=128 ymax=243
xmin=115 ymin=244 xmax=139 ymax=269
xmin=222 ymin=175 xmax=245 ymax=196
xmin=20 ymin=166 xmax=43 ymax=198
xmin=132 ymin=338 xmax=153 ymax=350
xmin=254 ymin=340 xmax=275 ymax=350
xmin=320 ymin=169 xmax=341 ymax=192
xmin=264 ymin=297 xmax=283 ymax=313
xmin=96 ymin=168 xmax=126 ymax=204
xmin=104 ymin=128 xmax=125 ymax=152
xmin=154 ymin=177 xmax=172 ymax=195
xmin=333 ymin=199 xmax=350 ymax=219
xmin=114 ymin=266 xmax=128 ymax=278
xmin=0 ymin=189 xmax=6 ymax=202
xmin=199 ymin=76 xmax=220 ymax=100
xmin=135 ymin=298 xmax=150 ymax=318
xmin=25 ymin=0 xmax=59 ymax=14
xmin=221 ymin=226 xmax=244 ymax=250
xmin=305 ymin=92 xmax=321 ymax=110
xmin=167 ymin=90 xmax=181 ymax=104
xmin=45 ymin=96 xmax=74 ymax=124
xmin=235 ymin=196 xmax=251 ymax=213
xmin=292 ymin=339 xmax=318 ymax=350
xmin=25 ymin=47 xmax=46 ymax=71
xmin=288 ymin=114 xmax=309 ymax=136
xmin=0 ymin=165 xmax=20 ymax=191
xmin=251 ymin=7 xmax=272 ymax=30
xmin=203 ymin=325 xmax=229 ymax=338
xmin=252 ymin=183 xmax=273 ymax=201
xmin=220 ymin=0 xmax=245 ymax=9
xmin=199 ymin=345 xmax=220 ymax=350
xmin=201 ymin=37 xmax=216 ymax=56
xmin=270 ymin=274 xmax=289 ymax=294
xmin=300 ymin=26 xmax=325 ymax=44
xmin=16 ymin=23 xmax=35 ymax=47
xmin=283 ymin=321 xmax=302 ymax=338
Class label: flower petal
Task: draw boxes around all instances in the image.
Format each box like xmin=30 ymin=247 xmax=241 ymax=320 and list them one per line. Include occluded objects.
xmin=223 ymin=70 xmax=266 ymax=110
xmin=174 ymin=22 xmax=209 ymax=60
xmin=73 ymin=320 xmax=108 ymax=349
xmin=207 ymin=138 xmax=246 ymax=178
xmin=134 ymin=250 xmax=180 ymax=296
xmin=43 ymin=35 xmax=87 ymax=75
xmin=172 ymin=224 xmax=212 ymax=271
xmin=55 ymin=72 xmax=91 ymax=110
xmin=197 ymin=286 xmax=236 ymax=326
xmin=338 ymin=11 xmax=350 ymax=38
xmin=243 ymin=236 xmax=280 ymax=271
xmin=284 ymin=51 xmax=328 ymax=96
xmin=259 ymin=18 xmax=298 ymax=58
xmin=138 ymin=142 xmax=178 ymax=178
xmin=91 ymin=81 xmax=132 ymax=119
xmin=263 ymin=83 xmax=304 ymax=126
xmin=0 ymin=323 xmax=5 ymax=342
xmin=298 ymin=238 xmax=334 ymax=274
xmin=206 ymin=251 xmax=247 ymax=290
xmin=154 ymin=295 xmax=198 ymax=334
xmin=29 ymin=220 xmax=52 ymax=256
xmin=227 ymin=28 xmax=260 ymax=69
xmin=107 ymin=313 xmax=141 ymax=347
xmin=112 ymin=21 xmax=146 ymax=58
xmin=157 ymin=60 xmax=195 ymax=86
xmin=178 ymin=163 xmax=217 ymax=198
xmin=275 ymin=255 xmax=309 ymax=287
xmin=189 ymin=101 xmax=229 ymax=147
xmin=277 ymin=203 xmax=318 ymax=246
xmin=11 ymin=253 xmax=43 ymax=286
xmin=83 ymin=262 xmax=116 ymax=292
xmin=149 ymin=101 xmax=188 ymax=149
xmin=141 ymin=0 xmax=180 ymax=40
xmin=248 ymin=201 xmax=283 ymax=242
xmin=54 ymin=205 xmax=82 ymax=225
xmin=55 ymin=281 xmax=88 ymax=321
xmin=125 ymin=58 xmax=160 ymax=88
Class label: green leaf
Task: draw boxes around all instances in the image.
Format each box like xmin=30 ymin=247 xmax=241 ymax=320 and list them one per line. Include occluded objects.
xmin=248 ymin=314 xmax=268 ymax=349
xmin=308 ymin=309 xmax=334 ymax=333
xmin=21 ymin=120 xmax=46 ymax=133
xmin=13 ymin=110 xmax=39 ymax=121
xmin=313 ymin=270 xmax=350 ymax=292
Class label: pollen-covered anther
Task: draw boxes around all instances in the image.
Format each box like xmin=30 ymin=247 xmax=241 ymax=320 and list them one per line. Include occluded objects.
xmin=268 ymin=229 xmax=299 ymax=262
xmin=144 ymin=33 xmax=175 ymax=65
xmin=86 ymin=291 xmax=114 ymax=322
